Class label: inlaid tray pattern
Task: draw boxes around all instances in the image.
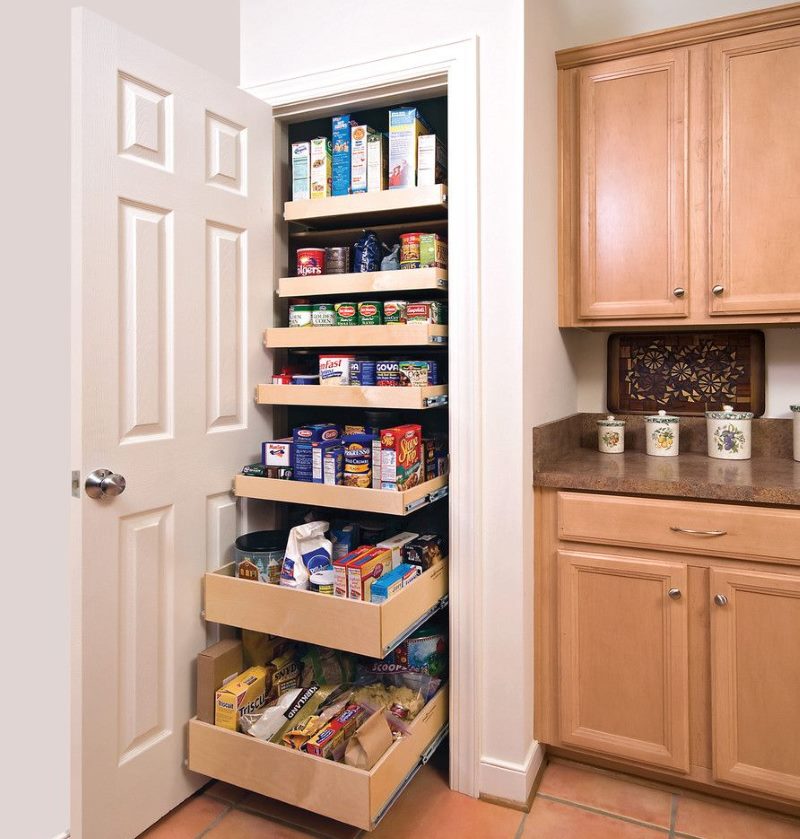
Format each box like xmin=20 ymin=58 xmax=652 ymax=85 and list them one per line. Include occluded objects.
xmin=608 ymin=331 xmax=765 ymax=417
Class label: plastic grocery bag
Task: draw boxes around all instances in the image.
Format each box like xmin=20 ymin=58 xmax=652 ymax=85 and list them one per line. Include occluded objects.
xmin=279 ymin=520 xmax=331 ymax=589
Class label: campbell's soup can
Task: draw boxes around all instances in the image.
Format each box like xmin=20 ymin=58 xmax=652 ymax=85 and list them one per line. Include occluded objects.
xmin=335 ymin=302 xmax=358 ymax=325
xmin=296 ymin=247 xmax=326 ymax=276
xmin=325 ymin=246 xmax=350 ymax=274
xmin=383 ymin=300 xmax=407 ymax=323
xmin=358 ymin=301 xmax=383 ymax=325
xmin=399 ymin=232 xmax=422 ymax=269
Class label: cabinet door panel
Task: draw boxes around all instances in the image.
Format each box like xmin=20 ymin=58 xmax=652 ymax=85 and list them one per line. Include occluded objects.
xmin=710 ymin=567 xmax=800 ymax=799
xmin=710 ymin=27 xmax=800 ymax=315
xmin=578 ymin=50 xmax=689 ymax=320
xmin=558 ymin=550 xmax=690 ymax=771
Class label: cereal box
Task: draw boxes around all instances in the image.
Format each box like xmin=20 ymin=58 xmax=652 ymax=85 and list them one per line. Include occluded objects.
xmin=347 ymin=546 xmax=391 ymax=600
xmin=367 ymin=132 xmax=388 ymax=192
xmin=215 ymin=666 xmax=267 ymax=731
xmin=291 ymin=142 xmax=311 ymax=200
xmin=262 ymin=438 xmax=293 ymax=467
xmin=310 ymin=137 xmax=332 ymax=199
xmin=351 ymin=125 xmax=377 ymax=194
xmin=417 ymin=134 xmax=447 ymax=186
xmin=388 ymin=106 xmax=430 ymax=189
xmin=380 ymin=424 xmax=423 ymax=490
xmin=377 ymin=532 xmax=419 ymax=570
xmin=332 ymin=115 xmax=357 ymax=196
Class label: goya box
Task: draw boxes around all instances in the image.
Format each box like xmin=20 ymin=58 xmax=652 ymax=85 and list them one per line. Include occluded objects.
xmin=357 ymin=301 xmax=382 ymax=325
xmin=380 ymin=424 xmax=422 ymax=490
xmin=388 ymin=106 xmax=430 ymax=189
xmin=341 ymin=433 xmax=377 ymax=488
xmin=351 ymin=125 xmax=377 ymax=194
xmin=347 ymin=546 xmax=391 ymax=600
xmin=291 ymin=142 xmax=310 ymax=200
xmin=332 ymin=115 xmax=357 ymax=196
xmin=310 ymin=137 xmax=332 ymax=199
xmin=262 ymin=438 xmax=293 ymax=468
xmin=334 ymin=546 xmax=373 ymax=598
xmin=335 ymin=302 xmax=358 ymax=326
xmin=215 ymin=666 xmax=267 ymax=731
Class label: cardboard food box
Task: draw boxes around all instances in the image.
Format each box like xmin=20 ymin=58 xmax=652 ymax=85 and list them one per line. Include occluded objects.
xmin=310 ymin=137 xmax=332 ymax=199
xmin=370 ymin=563 xmax=421 ymax=603
xmin=262 ymin=438 xmax=293 ymax=468
xmin=304 ymin=703 xmax=367 ymax=759
xmin=388 ymin=106 xmax=430 ymax=189
xmin=334 ymin=546 xmax=373 ymax=598
xmin=312 ymin=440 xmax=343 ymax=484
xmin=215 ymin=665 xmax=267 ymax=731
xmin=380 ymin=424 xmax=423 ymax=490
xmin=291 ymin=141 xmax=311 ymax=200
xmin=347 ymin=547 xmax=391 ymax=601
xmin=402 ymin=534 xmax=446 ymax=570
xmin=367 ymin=132 xmax=388 ymax=192
xmin=196 ymin=639 xmax=244 ymax=724
xmin=417 ymin=134 xmax=447 ymax=186
xmin=332 ymin=114 xmax=357 ymax=196
xmin=419 ymin=233 xmax=448 ymax=269
xmin=351 ymin=125 xmax=377 ymax=194
xmin=377 ymin=532 xmax=419 ymax=570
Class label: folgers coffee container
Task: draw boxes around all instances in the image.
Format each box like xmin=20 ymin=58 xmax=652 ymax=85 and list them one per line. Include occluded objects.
xmin=335 ymin=302 xmax=358 ymax=325
xmin=358 ymin=301 xmax=383 ymax=325
xmin=597 ymin=415 xmax=625 ymax=453
xmin=383 ymin=300 xmax=407 ymax=323
xmin=325 ymin=246 xmax=350 ymax=274
xmin=296 ymin=247 xmax=326 ymax=276
xmin=399 ymin=232 xmax=422 ymax=269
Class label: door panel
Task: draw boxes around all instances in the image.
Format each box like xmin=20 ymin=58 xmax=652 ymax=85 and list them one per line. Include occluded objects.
xmin=578 ymin=49 xmax=689 ymax=320
xmin=558 ymin=550 xmax=690 ymax=771
xmin=710 ymin=26 xmax=800 ymax=315
xmin=710 ymin=567 xmax=800 ymax=799
xmin=73 ymin=10 xmax=272 ymax=839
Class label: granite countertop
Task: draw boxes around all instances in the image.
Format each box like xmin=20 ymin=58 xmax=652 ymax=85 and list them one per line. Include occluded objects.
xmin=533 ymin=413 xmax=800 ymax=507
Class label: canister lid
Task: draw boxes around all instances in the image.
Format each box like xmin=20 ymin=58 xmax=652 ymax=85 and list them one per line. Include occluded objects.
xmin=645 ymin=409 xmax=680 ymax=423
xmin=597 ymin=415 xmax=625 ymax=426
xmin=705 ymin=404 xmax=754 ymax=420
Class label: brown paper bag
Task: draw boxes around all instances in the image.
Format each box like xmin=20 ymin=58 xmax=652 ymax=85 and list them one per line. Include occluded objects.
xmin=344 ymin=709 xmax=393 ymax=770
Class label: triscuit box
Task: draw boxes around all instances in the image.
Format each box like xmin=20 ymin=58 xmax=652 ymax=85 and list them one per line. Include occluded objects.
xmin=377 ymin=532 xmax=419 ymax=570
xmin=367 ymin=132 xmax=388 ymax=192
xmin=291 ymin=141 xmax=311 ymax=200
xmin=215 ymin=665 xmax=267 ymax=731
xmin=417 ymin=134 xmax=447 ymax=187
xmin=310 ymin=137 xmax=332 ymax=199
xmin=196 ymin=638 xmax=243 ymax=724
xmin=351 ymin=125 xmax=377 ymax=194
xmin=388 ymin=106 xmax=430 ymax=189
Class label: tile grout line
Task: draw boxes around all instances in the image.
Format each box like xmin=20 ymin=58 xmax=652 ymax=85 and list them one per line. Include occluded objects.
xmin=536 ymin=792 xmax=671 ymax=834
xmin=194 ymin=802 xmax=233 ymax=839
xmin=512 ymin=810 xmax=527 ymax=839
xmin=669 ymin=793 xmax=679 ymax=838
xmin=234 ymin=799 xmax=348 ymax=839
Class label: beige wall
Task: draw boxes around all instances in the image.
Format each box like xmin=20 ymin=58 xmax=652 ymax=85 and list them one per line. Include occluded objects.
xmin=2 ymin=4 xmax=238 ymax=837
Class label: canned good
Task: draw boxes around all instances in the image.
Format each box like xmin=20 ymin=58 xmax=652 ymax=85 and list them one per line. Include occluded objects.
xmin=272 ymin=370 xmax=293 ymax=385
xmin=399 ymin=232 xmax=422 ymax=269
xmin=325 ymin=246 xmax=350 ymax=274
xmin=335 ymin=302 xmax=358 ymax=326
xmin=292 ymin=375 xmax=320 ymax=385
xmin=383 ymin=300 xmax=407 ymax=323
xmin=289 ymin=304 xmax=313 ymax=327
xmin=358 ymin=301 xmax=383 ymax=325
xmin=311 ymin=303 xmax=336 ymax=327
xmin=296 ymin=247 xmax=326 ymax=276
xmin=376 ymin=360 xmax=400 ymax=386
xmin=406 ymin=301 xmax=447 ymax=324
xmin=309 ymin=569 xmax=335 ymax=595
xmin=350 ymin=360 xmax=377 ymax=386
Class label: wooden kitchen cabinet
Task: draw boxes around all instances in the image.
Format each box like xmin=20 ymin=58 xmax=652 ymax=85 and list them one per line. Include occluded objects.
xmin=557 ymin=5 xmax=800 ymax=327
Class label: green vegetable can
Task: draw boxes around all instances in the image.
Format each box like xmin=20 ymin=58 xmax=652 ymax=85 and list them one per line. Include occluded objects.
xmin=383 ymin=300 xmax=407 ymax=323
xmin=357 ymin=301 xmax=383 ymax=325
xmin=335 ymin=302 xmax=358 ymax=325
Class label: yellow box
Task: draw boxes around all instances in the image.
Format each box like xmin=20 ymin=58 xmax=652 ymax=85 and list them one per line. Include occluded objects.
xmin=215 ymin=665 xmax=267 ymax=731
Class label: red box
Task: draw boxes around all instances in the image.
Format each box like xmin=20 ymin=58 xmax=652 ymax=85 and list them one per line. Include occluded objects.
xmin=380 ymin=424 xmax=423 ymax=490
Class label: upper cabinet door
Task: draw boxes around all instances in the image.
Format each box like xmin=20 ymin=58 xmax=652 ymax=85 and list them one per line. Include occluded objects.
xmin=577 ymin=50 xmax=689 ymax=320
xmin=710 ymin=27 xmax=800 ymax=315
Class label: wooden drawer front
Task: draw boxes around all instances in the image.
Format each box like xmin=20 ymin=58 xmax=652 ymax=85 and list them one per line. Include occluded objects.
xmin=204 ymin=562 xmax=448 ymax=659
xmin=188 ymin=687 xmax=448 ymax=831
xmin=558 ymin=492 xmax=800 ymax=563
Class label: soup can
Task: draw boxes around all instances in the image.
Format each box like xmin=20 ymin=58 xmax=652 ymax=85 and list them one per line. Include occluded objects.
xmin=296 ymin=247 xmax=326 ymax=276
xmin=325 ymin=246 xmax=350 ymax=274
xmin=335 ymin=302 xmax=358 ymax=325
xmin=645 ymin=410 xmax=679 ymax=457
xmin=311 ymin=303 xmax=336 ymax=326
xmin=383 ymin=300 xmax=407 ymax=323
xmin=399 ymin=232 xmax=422 ymax=269
xmin=358 ymin=301 xmax=383 ymax=325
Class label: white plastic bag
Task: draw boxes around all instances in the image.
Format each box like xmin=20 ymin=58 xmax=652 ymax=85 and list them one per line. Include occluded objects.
xmin=279 ymin=520 xmax=331 ymax=589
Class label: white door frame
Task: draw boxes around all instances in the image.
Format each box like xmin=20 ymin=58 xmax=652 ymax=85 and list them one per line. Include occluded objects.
xmin=245 ymin=37 xmax=482 ymax=797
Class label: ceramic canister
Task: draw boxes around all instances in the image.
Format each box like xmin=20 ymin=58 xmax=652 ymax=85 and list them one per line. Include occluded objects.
xmin=706 ymin=404 xmax=753 ymax=460
xmin=792 ymin=405 xmax=800 ymax=462
xmin=597 ymin=415 xmax=625 ymax=454
xmin=645 ymin=409 xmax=680 ymax=457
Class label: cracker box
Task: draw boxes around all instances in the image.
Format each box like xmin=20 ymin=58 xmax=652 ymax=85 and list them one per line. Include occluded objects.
xmin=334 ymin=546 xmax=373 ymax=597
xmin=310 ymin=137 xmax=332 ymax=199
xmin=388 ymin=106 xmax=430 ymax=189
xmin=380 ymin=424 xmax=423 ymax=490
xmin=351 ymin=125 xmax=377 ymax=194
xmin=215 ymin=665 xmax=267 ymax=731
xmin=417 ymin=134 xmax=447 ymax=187
xmin=367 ymin=132 xmax=389 ymax=192
xmin=332 ymin=115 xmax=357 ymax=196
xmin=347 ymin=546 xmax=392 ymax=600
xmin=377 ymin=532 xmax=419 ymax=570
xmin=370 ymin=563 xmax=421 ymax=603
xmin=262 ymin=438 xmax=293 ymax=468
xmin=291 ymin=142 xmax=311 ymax=200
xmin=319 ymin=354 xmax=355 ymax=386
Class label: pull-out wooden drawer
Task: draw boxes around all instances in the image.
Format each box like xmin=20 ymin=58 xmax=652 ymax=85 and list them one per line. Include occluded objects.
xmin=188 ymin=687 xmax=448 ymax=831
xmin=558 ymin=491 xmax=800 ymax=563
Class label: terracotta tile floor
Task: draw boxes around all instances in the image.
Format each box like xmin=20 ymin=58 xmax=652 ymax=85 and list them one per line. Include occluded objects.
xmin=138 ymin=750 xmax=800 ymax=838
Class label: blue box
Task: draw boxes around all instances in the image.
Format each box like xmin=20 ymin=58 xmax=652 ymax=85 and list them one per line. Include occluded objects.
xmin=293 ymin=424 xmax=341 ymax=444
xmin=370 ymin=563 xmax=420 ymax=603
xmin=292 ymin=443 xmax=314 ymax=482
xmin=332 ymin=115 xmax=357 ymax=197
xmin=312 ymin=441 xmax=343 ymax=484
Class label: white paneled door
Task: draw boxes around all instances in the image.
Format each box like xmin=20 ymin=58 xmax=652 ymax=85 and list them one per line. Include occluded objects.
xmin=71 ymin=11 xmax=271 ymax=838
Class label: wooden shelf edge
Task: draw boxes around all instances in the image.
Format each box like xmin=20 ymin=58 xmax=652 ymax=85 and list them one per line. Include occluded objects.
xmin=255 ymin=384 xmax=447 ymax=409
xmin=277 ymin=267 xmax=448 ymax=298
xmin=263 ymin=324 xmax=448 ymax=349
xmin=284 ymin=185 xmax=447 ymax=222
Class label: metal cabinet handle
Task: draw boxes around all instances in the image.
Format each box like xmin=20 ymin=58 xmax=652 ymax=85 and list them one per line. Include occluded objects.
xmin=668 ymin=587 xmax=682 ymax=600
xmin=670 ymin=526 xmax=727 ymax=537
xmin=712 ymin=284 xmax=724 ymax=295
xmin=673 ymin=287 xmax=685 ymax=298
xmin=714 ymin=594 xmax=728 ymax=606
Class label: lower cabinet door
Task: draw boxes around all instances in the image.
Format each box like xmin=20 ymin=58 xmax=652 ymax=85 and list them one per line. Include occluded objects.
xmin=558 ymin=550 xmax=690 ymax=771
xmin=710 ymin=567 xmax=800 ymax=800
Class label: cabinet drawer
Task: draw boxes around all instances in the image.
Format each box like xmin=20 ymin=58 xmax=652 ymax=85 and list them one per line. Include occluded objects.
xmin=188 ymin=687 xmax=448 ymax=831
xmin=558 ymin=492 xmax=800 ymax=563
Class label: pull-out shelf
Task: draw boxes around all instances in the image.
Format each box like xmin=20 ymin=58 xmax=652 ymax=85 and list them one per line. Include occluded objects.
xmin=264 ymin=324 xmax=447 ymax=348
xmin=255 ymin=383 xmax=448 ymax=410
xmin=277 ymin=267 xmax=447 ymax=298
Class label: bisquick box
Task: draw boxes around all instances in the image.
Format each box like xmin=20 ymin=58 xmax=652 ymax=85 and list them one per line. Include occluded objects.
xmin=380 ymin=424 xmax=423 ymax=490
xmin=332 ymin=115 xmax=357 ymax=196
xmin=370 ymin=563 xmax=421 ymax=603
xmin=367 ymin=132 xmax=389 ymax=192
xmin=334 ymin=546 xmax=373 ymax=597
xmin=417 ymin=134 xmax=447 ymax=187
xmin=312 ymin=440 xmax=343 ymax=484
xmin=377 ymin=532 xmax=419 ymax=570
xmin=304 ymin=703 xmax=366 ymax=759
xmin=291 ymin=142 xmax=311 ymax=200
xmin=347 ymin=546 xmax=392 ymax=600
xmin=310 ymin=137 xmax=332 ymax=199
xmin=388 ymin=106 xmax=430 ymax=189
xmin=351 ymin=125 xmax=377 ymax=194
xmin=215 ymin=666 xmax=268 ymax=731
xmin=262 ymin=438 xmax=293 ymax=468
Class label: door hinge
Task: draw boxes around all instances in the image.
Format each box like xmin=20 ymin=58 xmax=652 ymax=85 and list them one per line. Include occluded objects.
xmin=71 ymin=471 xmax=81 ymax=498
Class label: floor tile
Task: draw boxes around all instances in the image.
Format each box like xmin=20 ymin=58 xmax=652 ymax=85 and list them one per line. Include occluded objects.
xmin=538 ymin=761 xmax=674 ymax=827
xmin=137 ymin=794 xmax=228 ymax=838
xmin=205 ymin=809 xmax=313 ymax=838
xmin=675 ymin=795 xmax=800 ymax=839
xmin=369 ymin=760 xmax=524 ymax=839
xmin=239 ymin=792 xmax=359 ymax=839
xmin=204 ymin=781 xmax=250 ymax=805
xmin=522 ymin=797 xmax=667 ymax=839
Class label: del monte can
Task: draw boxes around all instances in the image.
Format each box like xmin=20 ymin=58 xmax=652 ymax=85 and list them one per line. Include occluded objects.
xmin=357 ymin=301 xmax=383 ymax=325
xmin=335 ymin=302 xmax=357 ymax=326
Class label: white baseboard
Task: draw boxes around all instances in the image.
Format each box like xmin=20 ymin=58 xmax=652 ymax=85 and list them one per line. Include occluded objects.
xmin=479 ymin=741 xmax=546 ymax=804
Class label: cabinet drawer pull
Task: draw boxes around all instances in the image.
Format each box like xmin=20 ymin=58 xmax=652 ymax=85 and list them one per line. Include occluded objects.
xmin=714 ymin=594 xmax=728 ymax=606
xmin=667 ymin=587 xmax=682 ymax=600
xmin=670 ymin=526 xmax=727 ymax=537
